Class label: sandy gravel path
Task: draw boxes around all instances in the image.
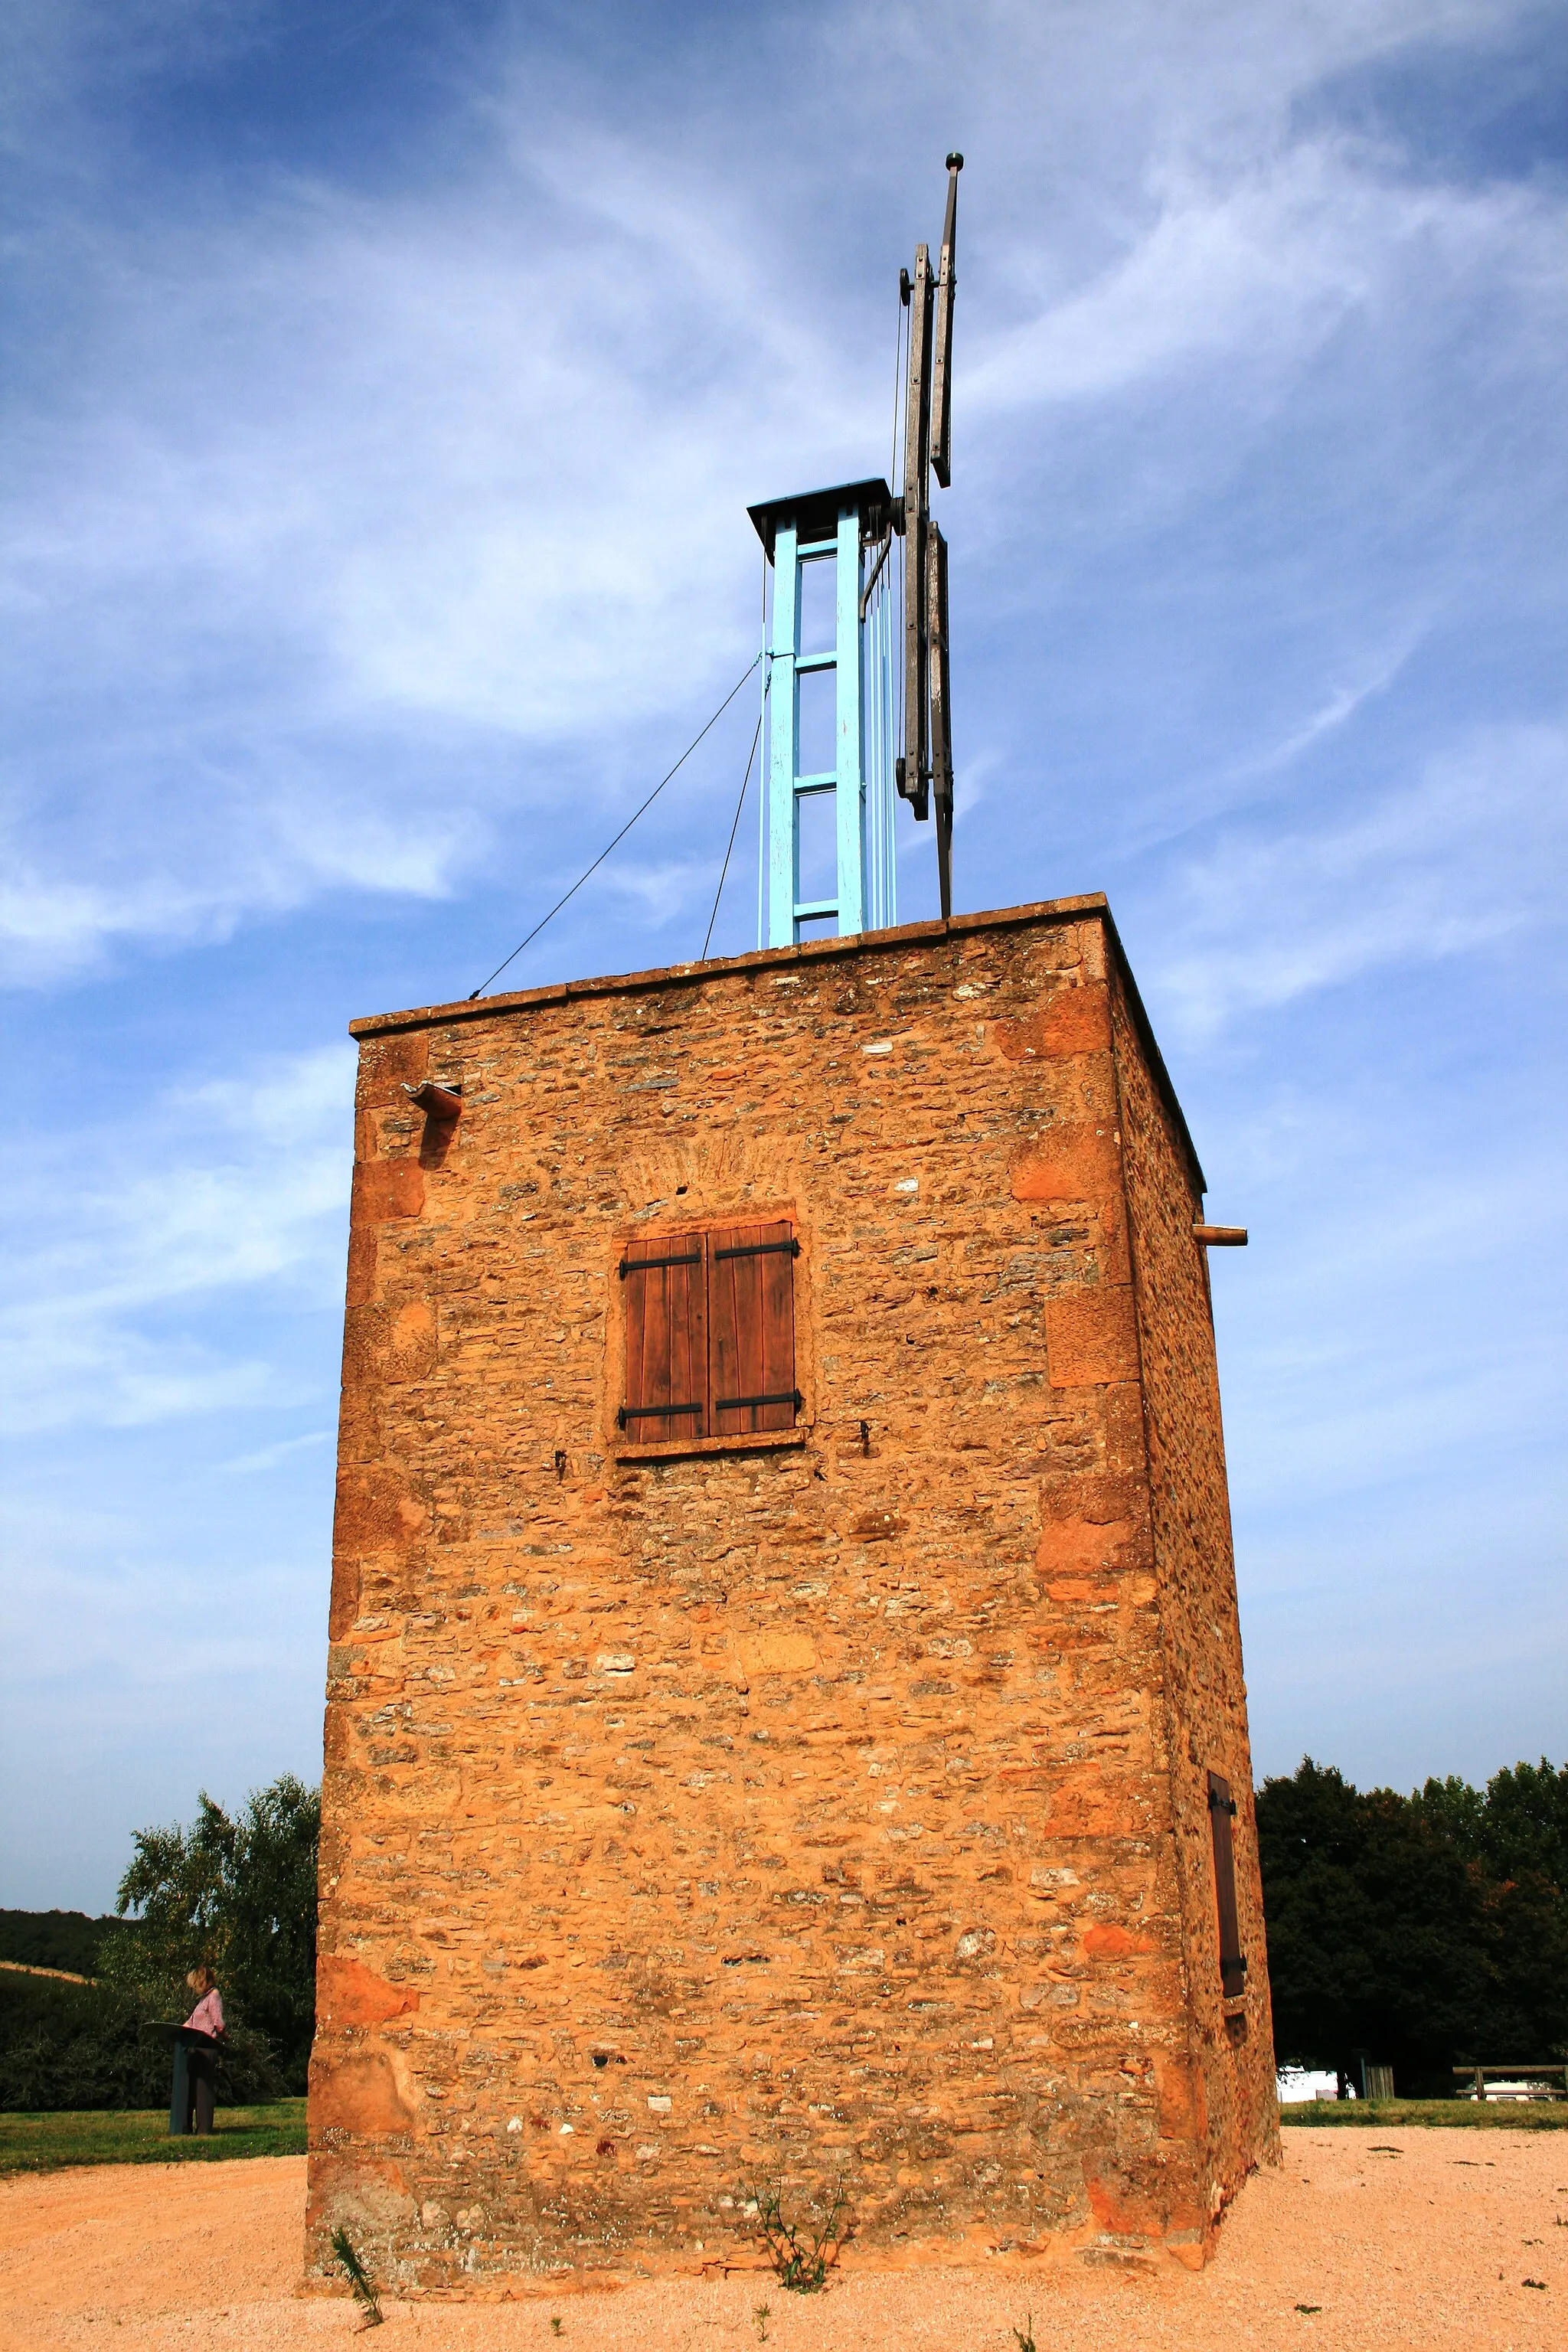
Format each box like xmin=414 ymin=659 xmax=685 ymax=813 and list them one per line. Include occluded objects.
xmin=1 ymin=2130 xmax=1562 ymax=2350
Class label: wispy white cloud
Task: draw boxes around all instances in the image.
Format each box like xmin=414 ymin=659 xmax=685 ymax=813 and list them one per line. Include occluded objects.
xmin=968 ymin=140 xmax=1561 ymax=421
xmin=0 ymin=1042 xmax=354 ymax=1431
xmin=4 ymin=2 xmax=1562 ymax=982
xmin=1243 ymin=646 xmax=1420 ymax=781
xmin=220 ymin=1429 xmax=331 ymax=1475
xmin=1150 ymin=721 xmax=1567 ymax=1039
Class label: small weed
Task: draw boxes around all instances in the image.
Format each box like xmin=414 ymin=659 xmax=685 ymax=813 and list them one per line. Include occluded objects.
xmin=1013 ymin=2315 xmax=1037 ymax=2352
xmin=739 ymin=2177 xmax=851 ymax=2294
xmin=753 ymin=2304 xmax=772 ymax=2343
xmin=1524 ymin=2280 xmax=1548 ymax=2291
xmin=550 ymin=2320 xmax=564 ymax=2337
xmin=330 ymin=2227 xmax=384 ymax=2329
xmin=1295 ymin=2305 xmax=1322 ymax=2316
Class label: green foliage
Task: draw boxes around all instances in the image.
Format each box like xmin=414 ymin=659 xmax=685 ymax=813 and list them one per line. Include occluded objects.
xmin=0 ymin=1970 xmax=283 ymax=2112
xmin=1419 ymin=1759 xmax=1568 ymax=1887
xmin=740 ymin=2178 xmax=851 ymax=2293
xmin=0 ymin=2099 xmax=305 ymax=2176
xmin=331 ymin=2226 xmax=384 ymax=2326
xmin=1279 ymin=2098 xmax=1568 ymax=2129
xmin=1258 ymin=1757 xmax=1568 ymax=2093
xmin=100 ymin=1773 xmax=320 ymax=2089
xmin=0 ymin=1909 xmax=122 ymax=1977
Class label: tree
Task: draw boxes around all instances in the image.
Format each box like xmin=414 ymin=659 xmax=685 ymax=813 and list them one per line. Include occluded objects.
xmin=1416 ymin=1759 xmax=1568 ymax=2060
xmin=1256 ymin=1760 xmax=1487 ymax=2094
xmin=99 ymin=1775 xmax=320 ymax=2089
xmin=1477 ymin=1759 xmax=1568 ymax=1889
xmin=1259 ymin=1757 xmax=1568 ymax=2094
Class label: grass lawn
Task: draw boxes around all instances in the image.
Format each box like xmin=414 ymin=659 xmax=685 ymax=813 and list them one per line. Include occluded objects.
xmin=1282 ymin=2098 xmax=1568 ymax=2129
xmin=0 ymin=2097 xmax=306 ymax=2177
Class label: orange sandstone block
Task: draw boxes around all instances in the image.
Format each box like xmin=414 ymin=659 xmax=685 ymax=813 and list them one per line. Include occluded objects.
xmin=1046 ymin=1285 xmax=1140 ymax=1385
xmin=312 ymin=2049 xmax=415 ymax=2135
xmin=352 ymin=1159 xmax=424 ymax=1223
xmin=1082 ymin=1922 xmax=1158 ymax=1959
xmin=1009 ymin=1120 xmax=1121 ymax=1202
xmin=318 ymin=1956 xmax=421 ymax=2029
xmin=991 ymin=985 xmax=1112 ymax=1060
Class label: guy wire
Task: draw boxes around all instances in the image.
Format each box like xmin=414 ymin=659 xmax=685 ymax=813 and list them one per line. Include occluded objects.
xmin=701 ymin=707 xmax=763 ymax=962
xmin=468 ymin=652 xmax=761 ymax=999
xmin=756 ymin=545 xmax=769 ymax=945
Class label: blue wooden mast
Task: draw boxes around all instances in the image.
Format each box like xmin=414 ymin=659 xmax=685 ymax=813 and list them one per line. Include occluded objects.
xmin=747 ymin=479 xmax=900 ymax=949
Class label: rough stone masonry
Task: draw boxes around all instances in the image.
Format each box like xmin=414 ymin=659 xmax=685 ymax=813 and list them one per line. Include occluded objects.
xmin=307 ymin=894 xmax=1278 ymax=2289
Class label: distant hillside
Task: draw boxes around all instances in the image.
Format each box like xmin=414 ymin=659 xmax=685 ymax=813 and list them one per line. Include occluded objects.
xmin=0 ymin=1910 xmax=126 ymax=1979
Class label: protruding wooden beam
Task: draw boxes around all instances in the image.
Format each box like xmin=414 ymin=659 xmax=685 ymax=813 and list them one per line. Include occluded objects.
xmin=1194 ymin=1223 xmax=1247 ymax=1246
xmin=403 ymin=1080 xmax=462 ymax=1122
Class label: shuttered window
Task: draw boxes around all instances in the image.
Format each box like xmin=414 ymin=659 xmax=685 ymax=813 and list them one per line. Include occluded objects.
xmin=618 ymin=1221 xmax=799 ymax=1443
xmin=710 ymin=1222 xmax=799 ymax=1436
xmin=619 ymin=1234 xmax=709 ymax=1442
xmin=1207 ymin=1771 xmax=1246 ymax=1998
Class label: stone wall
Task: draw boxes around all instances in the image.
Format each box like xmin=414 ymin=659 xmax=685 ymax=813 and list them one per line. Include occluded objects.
xmin=1109 ymin=966 xmax=1281 ymax=2215
xmin=308 ymin=897 xmax=1275 ymax=2288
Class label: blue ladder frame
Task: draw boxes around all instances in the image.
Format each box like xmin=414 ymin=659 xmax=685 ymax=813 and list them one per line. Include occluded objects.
xmin=749 ymin=480 xmax=898 ymax=950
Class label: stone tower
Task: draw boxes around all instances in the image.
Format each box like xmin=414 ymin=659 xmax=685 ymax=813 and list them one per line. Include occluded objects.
xmin=307 ymin=894 xmax=1276 ymax=2288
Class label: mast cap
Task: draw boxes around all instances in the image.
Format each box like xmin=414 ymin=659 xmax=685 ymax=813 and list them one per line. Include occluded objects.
xmin=747 ymin=479 xmax=897 ymax=563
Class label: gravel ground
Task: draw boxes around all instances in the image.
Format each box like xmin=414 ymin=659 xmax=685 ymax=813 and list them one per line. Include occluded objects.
xmin=1 ymin=2130 xmax=1561 ymax=2350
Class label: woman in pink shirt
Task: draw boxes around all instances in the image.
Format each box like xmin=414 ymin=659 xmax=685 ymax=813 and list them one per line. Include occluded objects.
xmin=184 ymin=1969 xmax=224 ymax=2043
xmin=181 ymin=1966 xmax=224 ymax=2135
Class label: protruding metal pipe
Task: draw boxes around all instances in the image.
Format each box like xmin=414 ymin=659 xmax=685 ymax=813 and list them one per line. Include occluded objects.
xmin=403 ymin=1080 xmax=462 ymax=1122
xmin=1194 ymin=1224 xmax=1247 ymax=1246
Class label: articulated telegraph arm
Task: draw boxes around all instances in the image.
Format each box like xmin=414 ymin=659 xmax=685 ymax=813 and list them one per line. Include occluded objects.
xmin=897 ymin=155 xmax=961 ymax=913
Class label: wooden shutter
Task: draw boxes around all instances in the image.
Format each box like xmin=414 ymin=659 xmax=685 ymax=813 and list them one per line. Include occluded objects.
xmin=708 ymin=1220 xmax=799 ymax=1437
xmin=619 ymin=1233 xmax=707 ymax=1442
xmin=1207 ymin=1771 xmax=1246 ymax=1998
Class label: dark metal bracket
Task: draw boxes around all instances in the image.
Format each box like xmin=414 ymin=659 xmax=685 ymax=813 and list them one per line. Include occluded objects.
xmin=619 ymin=1251 xmax=702 ymax=1279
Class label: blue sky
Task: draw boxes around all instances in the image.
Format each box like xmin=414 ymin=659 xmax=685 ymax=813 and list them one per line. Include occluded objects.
xmin=2 ymin=0 xmax=1563 ymax=1911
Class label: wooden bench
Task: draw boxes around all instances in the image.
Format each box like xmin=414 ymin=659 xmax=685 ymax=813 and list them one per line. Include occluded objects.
xmin=1455 ymin=2064 xmax=1568 ymax=2102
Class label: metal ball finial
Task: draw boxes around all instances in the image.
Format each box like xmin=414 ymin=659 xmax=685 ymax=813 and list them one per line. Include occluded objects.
xmin=946 ymin=152 xmax=964 ymax=171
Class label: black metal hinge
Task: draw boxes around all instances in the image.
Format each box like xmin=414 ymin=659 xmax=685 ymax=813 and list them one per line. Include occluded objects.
xmin=619 ymin=1251 xmax=701 ymax=1279
xmin=617 ymin=1403 xmax=703 ymax=1428
xmin=714 ymin=1390 xmax=803 ymax=1413
xmin=713 ymin=1239 xmax=800 ymax=1263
